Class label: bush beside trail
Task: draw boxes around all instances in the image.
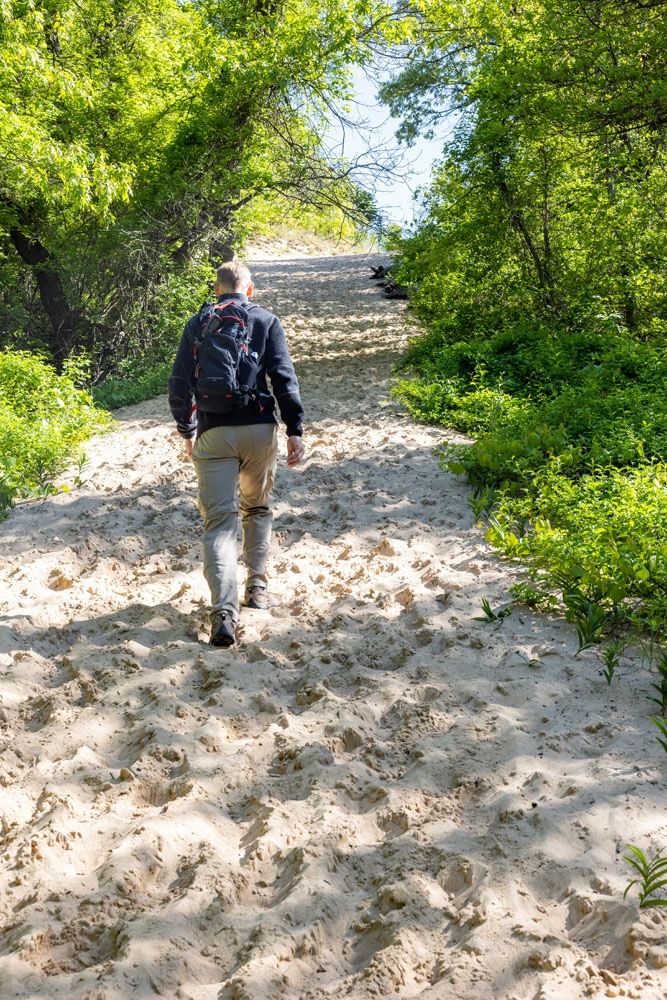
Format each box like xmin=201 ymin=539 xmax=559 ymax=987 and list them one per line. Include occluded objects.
xmin=394 ymin=320 xmax=667 ymax=640
xmin=0 ymin=351 xmax=112 ymax=517
xmin=383 ymin=0 xmax=667 ymax=643
xmin=92 ymin=361 xmax=174 ymax=411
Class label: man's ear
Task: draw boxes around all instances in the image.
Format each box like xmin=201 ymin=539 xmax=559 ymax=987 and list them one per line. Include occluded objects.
xmin=246 ymin=282 xmax=254 ymax=298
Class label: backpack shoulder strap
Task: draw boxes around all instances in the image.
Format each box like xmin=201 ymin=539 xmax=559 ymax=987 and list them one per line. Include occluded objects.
xmin=243 ymin=302 xmax=268 ymax=354
xmin=194 ymin=303 xmax=215 ymax=347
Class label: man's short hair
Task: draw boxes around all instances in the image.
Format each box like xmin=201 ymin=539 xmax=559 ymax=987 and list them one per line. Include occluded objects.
xmin=216 ymin=261 xmax=252 ymax=291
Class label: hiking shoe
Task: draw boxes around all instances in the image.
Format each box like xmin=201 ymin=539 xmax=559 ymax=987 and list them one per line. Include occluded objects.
xmin=210 ymin=611 xmax=236 ymax=647
xmin=244 ymin=586 xmax=278 ymax=610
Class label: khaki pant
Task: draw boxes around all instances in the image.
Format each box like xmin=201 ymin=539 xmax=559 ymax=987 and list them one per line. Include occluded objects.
xmin=192 ymin=424 xmax=278 ymax=620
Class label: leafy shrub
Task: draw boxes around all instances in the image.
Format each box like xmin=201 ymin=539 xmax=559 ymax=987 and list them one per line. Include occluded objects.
xmin=394 ymin=377 xmax=530 ymax=434
xmin=0 ymin=350 xmax=111 ymax=516
xmin=385 ymin=0 xmax=667 ymax=642
xmin=487 ymin=464 xmax=667 ymax=631
xmin=93 ymin=360 xmax=173 ymax=410
xmin=394 ymin=317 xmax=667 ymax=638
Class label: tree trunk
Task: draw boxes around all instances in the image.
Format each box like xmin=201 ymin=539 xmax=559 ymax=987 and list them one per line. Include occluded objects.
xmin=604 ymin=155 xmax=637 ymax=330
xmin=171 ymin=203 xmax=236 ymax=266
xmin=209 ymin=235 xmax=236 ymax=266
xmin=491 ymin=154 xmax=560 ymax=311
xmin=9 ymin=227 xmax=78 ymax=368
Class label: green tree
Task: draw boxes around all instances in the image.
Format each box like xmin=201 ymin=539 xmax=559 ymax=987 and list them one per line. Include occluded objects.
xmin=382 ymin=0 xmax=667 ymax=334
xmin=385 ymin=1 xmax=667 ymax=634
xmin=0 ymin=0 xmax=401 ymax=373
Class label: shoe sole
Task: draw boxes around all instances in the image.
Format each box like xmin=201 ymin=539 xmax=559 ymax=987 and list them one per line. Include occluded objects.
xmin=210 ymin=634 xmax=235 ymax=647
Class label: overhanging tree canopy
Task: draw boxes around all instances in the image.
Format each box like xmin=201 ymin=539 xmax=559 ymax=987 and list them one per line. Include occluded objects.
xmin=0 ymin=0 xmax=401 ymax=369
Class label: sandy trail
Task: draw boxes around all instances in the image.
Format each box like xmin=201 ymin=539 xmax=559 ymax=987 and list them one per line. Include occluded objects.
xmin=0 ymin=250 xmax=665 ymax=1000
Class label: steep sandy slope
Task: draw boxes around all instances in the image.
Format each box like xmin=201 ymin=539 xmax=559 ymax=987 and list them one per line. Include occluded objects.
xmin=0 ymin=250 xmax=665 ymax=1000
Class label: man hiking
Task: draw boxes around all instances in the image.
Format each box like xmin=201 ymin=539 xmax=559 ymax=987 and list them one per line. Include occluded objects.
xmin=168 ymin=260 xmax=305 ymax=648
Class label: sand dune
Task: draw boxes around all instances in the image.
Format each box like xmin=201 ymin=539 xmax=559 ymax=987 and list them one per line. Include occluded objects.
xmin=0 ymin=249 xmax=665 ymax=999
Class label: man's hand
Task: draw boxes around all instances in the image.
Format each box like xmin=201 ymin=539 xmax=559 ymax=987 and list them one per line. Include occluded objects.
xmin=184 ymin=436 xmax=196 ymax=458
xmin=287 ymin=435 xmax=305 ymax=467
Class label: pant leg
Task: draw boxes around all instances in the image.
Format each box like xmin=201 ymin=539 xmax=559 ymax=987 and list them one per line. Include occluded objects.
xmin=192 ymin=427 xmax=241 ymax=618
xmin=238 ymin=424 xmax=278 ymax=591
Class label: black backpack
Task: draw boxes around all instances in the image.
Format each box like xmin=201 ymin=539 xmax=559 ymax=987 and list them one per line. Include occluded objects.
xmin=193 ymin=300 xmax=260 ymax=413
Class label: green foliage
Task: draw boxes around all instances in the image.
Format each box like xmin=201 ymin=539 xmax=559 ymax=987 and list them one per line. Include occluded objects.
xmin=236 ymin=191 xmax=380 ymax=245
xmin=467 ymin=486 xmax=496 ymax=523
xmin=473 ymin=598 xmax=512 ymax=624
xmin=0 ymin=0 xmax=403 ymax=442
xmin=89 ymin=255 xmax=211 ymax=406
xmin=384 ymin=0 xmax=667 ymax=333
xmin=394 ymin=375 xmax=529 ymax=435
xmin=386 ymin=1 xmax=667 ymax=640
xmin=648 ymin=654 xmax=667 ymax=717
xmin=1 ymin=0 xmax=400 ymax=379
xmin=397 ymin=328 xmax=667 ymax=634
xmin=92 ymin=361 xmax=174 ymax=411
xmin=562 ymin=591 xmax=610 ymax=656
xmin=600 ymin=640 xmax=624 ymax=687
xmin=623 ymin=846 xmax=667 ymax=908
xmin=651 ymin=716 xmax=667 ymax=755
xmin=509 ymin=581 xmax=557 ymax=614
xmin=0 ymin=350 xmax=111 ymax=515
xmin=486 ymin=466 xmax=667 ymax=634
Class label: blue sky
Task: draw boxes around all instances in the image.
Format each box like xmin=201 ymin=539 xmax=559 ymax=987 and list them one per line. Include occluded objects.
xmin=325 ymin=66 xmax=449 ymax=228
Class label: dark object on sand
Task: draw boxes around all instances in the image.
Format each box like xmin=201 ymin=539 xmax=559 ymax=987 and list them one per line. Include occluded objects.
xmin=370 ymin=264 xmax=393 ymax=281
xmin=382 ymin=282 xmax=409 ymax=300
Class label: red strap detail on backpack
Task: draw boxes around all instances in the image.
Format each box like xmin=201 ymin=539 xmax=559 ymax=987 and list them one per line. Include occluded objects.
xmin=205 ymin=301 xmax=246 ymax=327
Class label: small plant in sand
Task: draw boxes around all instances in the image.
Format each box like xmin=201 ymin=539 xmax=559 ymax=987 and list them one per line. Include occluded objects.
xmin=599 ymin=639 xmax=624 ymax=686
xmin=623 ymin=845 xmax=667 ymax=908
xmin=650 ymin=715 xmax=667 ymax=754
xmin=72 ymin=454 xmax=91 ymax=489
xmin=474 ymin=598 xmax=512 ymax=623
xmin=562 ymin=588 xmax=609 ymax=654
xmin=648 ymin=652 xmax=667 ymax=716
xmin=468 ymin=486 xmax=496 ymax=522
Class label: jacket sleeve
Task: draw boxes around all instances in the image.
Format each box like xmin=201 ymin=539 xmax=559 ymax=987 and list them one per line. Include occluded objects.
xmin=168 ymin=317 xmax=198 ymax=439
xmin=265 ymin=317 xmax=304 ymax=437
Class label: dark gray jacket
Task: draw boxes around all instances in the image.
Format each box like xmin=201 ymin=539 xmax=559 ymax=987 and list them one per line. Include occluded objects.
xmin=168 ymin=293 xmax=304 ymax=439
